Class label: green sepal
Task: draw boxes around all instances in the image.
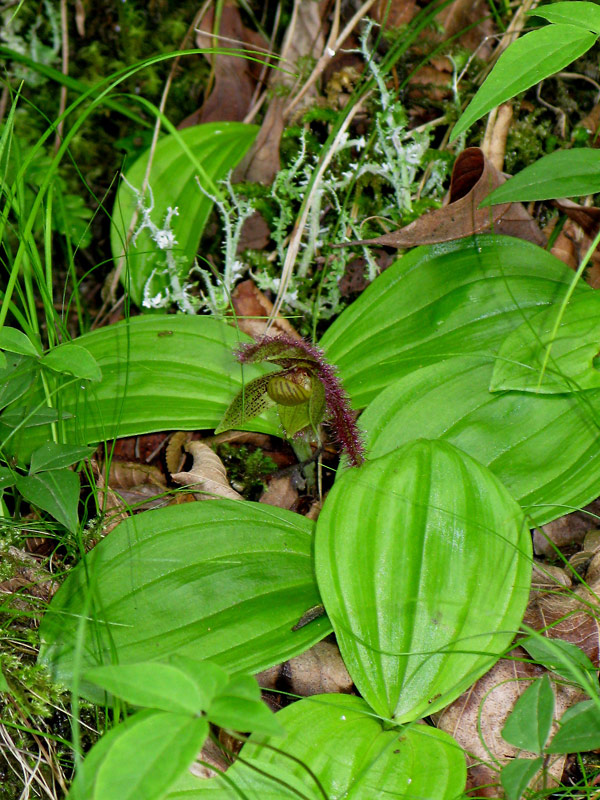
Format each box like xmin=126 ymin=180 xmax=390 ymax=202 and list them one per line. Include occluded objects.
xmin=277 ymin=402 xmax=311 ymax=438
xmin=215 ymin=375 xmax=275 ymax=434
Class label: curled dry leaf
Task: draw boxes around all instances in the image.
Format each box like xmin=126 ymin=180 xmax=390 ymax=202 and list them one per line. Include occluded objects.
xmin=171 ymin=441 xmax=243 ymax=501
xmin=523 ymin=581 xmax=600 ymax=668
xmin=533 ymin=501 xmax=600 ymax=556
xmin=336 ymin=148 xmax=545 ymax=250
xmin=165 ymin=431 xmax=192 ymax=476
xmin=435 ymin=649 xmax=582 ymax=797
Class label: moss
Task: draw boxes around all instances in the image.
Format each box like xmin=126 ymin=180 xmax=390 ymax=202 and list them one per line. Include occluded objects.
xmin=216 ymin=443 xmax=276 ymax=500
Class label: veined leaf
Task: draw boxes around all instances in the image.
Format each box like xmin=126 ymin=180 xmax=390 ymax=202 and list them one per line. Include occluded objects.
xmin=166 ymin=694 xmax=466 ymax=799
xmin=320 ymin=235 xmax=588 ymax=409
xmin=111 ymin=123 xmax=258 ymax=307
xmin=491 ymin=292 xmax=600 ymax=393
xmin=481 ymin=149 xmax=600 ymax=205
xmin=501 ymin=675 xmax=555 ymax=753
xmin=0 ymin=327 xmax=41 ymax=356
xmin=67 ymin=710 xmax=208 ymax=800
xmin=84 ymin=663 xmax=207 ymax=714
xmin=451 ymin=25 xmax=596 ymax=141
xmin=356 ymin=355 xmax=600 ymax=525
xmin=29 ymin=442 xmax=94 ymax=473
xmin=42 ymin=343 xmax=102 ymax=382
xmin=530 ymin=2 xmax=600 ymax=34
xmin=315 ymin=440 xmax=531 ymax=722
xmin=6 ymin=316 xmax=279 ymax=464
xmin=16 ymin=469 xmax=80 ymax=533
xmin=38 ymin=500 xmax=330 ymax=702
xmin=546 ymin=700 xmax=600 ymax=753
xmin=501 ymin=757 xmax=544 ymax=800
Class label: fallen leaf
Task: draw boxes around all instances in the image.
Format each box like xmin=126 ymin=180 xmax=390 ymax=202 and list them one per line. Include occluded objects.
xmin=280 ymin=640 xmax=353 ymax=696
xmin=533 ymin=501 xmax=600 ymax=557
xmin=437 ymin=0 xmax=496 ymax=60
xmin=233 ymin=98 xmax=285 ymax=185
xmin=195 ymin=4 xmax=268 ymax=124
xmin=171 ymin=441 xmax=243 ymax=501
xmin=337 ymin=148 xmax=545 ymax=249
xmin=435 ymin=650 xmax=582 ymax=797
xmin=370 ymin=0 xmax=417 ymax=29
xmin=231 ymin=279 xmax=302 ymax=339
xmin=259 ymin=474 xmax=298 ymax=510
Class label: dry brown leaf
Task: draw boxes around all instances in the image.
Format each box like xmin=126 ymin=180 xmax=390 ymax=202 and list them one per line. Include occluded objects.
xmin=437 ymin=0 xmax=496 ymax=60
xmin=370 ymin=0 xmax=417 ymax=28
xmin=533 ymin=501 xmax=600 ymax=556
xmin=0 ymin=546 xmax=59 ymax=609
xmin=281 ymin=641 xmax=353 ymax=696
xmin=435 ymin=650 xmax=582 ymax=797
xmin=234 ymin=98 xmax=285 ymax=185
xmin=259 ymin=475 xmax=298 ymax=510
xmin=337 ymin=148 xmax=545 ymax=249
xmin=171 ymin=441 xmax=243 ymax=501
xmin=195 ymin=4 xmax=268 ymax=124
xmin=523 ymin=583 xmax=600 ymax=667
xmin=231 ymin=279 xmax=302 ymax=339
xmin=190 ymin=737 xmax=229 ymax=780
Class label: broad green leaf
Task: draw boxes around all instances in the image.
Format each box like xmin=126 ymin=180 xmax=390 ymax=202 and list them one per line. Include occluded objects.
xmin=42 ymin=343 xmax=102 ymax=382
xmin=0 ymin=353 xmax=38 ymax=412
xmin=0 ymin=352 xmax=5 ymax=369
xmin=523 ymin=637 xmax=597 ymax=685
xmin=167 ymin=695 xmax=466 ymax=799
xmin=546 ymin=700 xmax=600 ymax=753
xmin=0 ymin=466 xmax=16 ymax=490
xmin=531 ymin=2 xmax=600 ymax=33
xmin=68 ymin=709 xmax=208 ymax=800
xmin=356 ymin=355 xmax=600 ymax=525
xmin=320 ymin=235 xmax=587 ymax=409
xmin=501 ymin=675 xmax=554 ymax=753
xmin=451 ymin=26 xmax=596 ymax=141
xmin=168 ymin=657 xmax=229 ymax=705
xmin=84 ymin=663 xmax=206 ymax=714
xmin=208 ymin=674 xmax=283 ymax=736
xmin=38 ymin=501 xmax=330 ymax=703
xmin=481 ymin=150 xmax=600 ymax=205
xmin=501 ymin=757 xmax=544 ymax=800
xmin=491 ymin=293 xmax=600 ymax=393
xmin=111 ymin=123 xmax=257 ymax=307
xmin=8 ymin=316 xmax=280 ymax=464
xmin=30 ymin=442 xmax=94 ymax=473
xmin=16 ymin=468 xmax=79 ymax=533
xmin=315 ymin=440 xmax=531 ymax=722
xmin=0 ymin=327 xmax=41 ymax=356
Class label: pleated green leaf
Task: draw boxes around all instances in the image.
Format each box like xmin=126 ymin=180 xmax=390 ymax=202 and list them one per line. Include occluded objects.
xmin=320 ymin=235 xmax=588 ymax=409
xmin=316 ymin=440 xmax=532 ymax=722
xmin=111 ymin=122 xmax=257 ymax=307
xmin=166 ymin=695 xmax=466 ymax=799
xmin=357 ymin=355 xmax=600 ymax=525
xmin=5 ymin=316 xmax=279 ymax=464
xmin=491 ymin=292 xmax=600 ymax=393
xmin=38 ymin=501 xmax=330 ymax=702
